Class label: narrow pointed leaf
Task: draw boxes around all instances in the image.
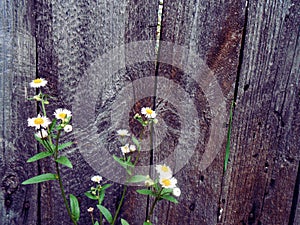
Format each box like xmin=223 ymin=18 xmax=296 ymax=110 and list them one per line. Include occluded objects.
xmin=121 ymin=218 xmax=130 ymax=225
xmin=22 ymin=173 xmax=57 ymax=185
xmin=94 ymin=222 xmax=99 ymax=225
xmin=56 ymin=156 xmax=73 ymax=168
xmin=136 ymin=189 xmax=156 ymax=197
xmin=97 ymin=205 xmax=113 ymax=224
xmin=58 ymin=142 xmax=73 ymax=151
xmin=113 ymin=155 xmax=134 ymax=168
xmin=27 ymin=151 xmax=53 ymax=162
xmin=70 ymin=194 xmax=80 ymax=222
xmin=160 ymin=195 xmax=178 ymax=203
xmin=84 ymin=191 xmax=98 ymax=200
xmin=127 ymin=175 xmax=148 ymax=183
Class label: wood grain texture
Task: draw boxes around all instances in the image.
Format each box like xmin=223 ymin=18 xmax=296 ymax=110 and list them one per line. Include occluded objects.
xmin=153 ymin=0 xmax=246 ymax=224
xmin=221 ymin=1 xmax=300 ymax=224
xmin=35 ymin=0 xmax=158 ymax=224
xmin=0 ymin=0 xmax=37 ymax=224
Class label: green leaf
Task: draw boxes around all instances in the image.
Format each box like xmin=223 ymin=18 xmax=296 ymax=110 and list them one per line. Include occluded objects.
xmin=136 ymin=189 xmax=156 ymax=197
xmin=55 ymin=156 xmax=73 ymax=168
xmin=70 ymin=194 xmax=80 ymax=222
xmin=127 ymin=175 xmax=148 ymax=183
xmin=22 ymin=173 xmax=57 ymax=185
xmin=58 ymin=142 xmax=73 ymax=151
xmin=161 ymin=188 xmax=173 ymax=195
xmin=131 ymin=136 xmax=140 ymax=150
xmin=121 ymin=218 xmax=130 ymax=225
xmin=113 ymin=155 xmax=134 ymax=169
xmin=97 ymin=205 xmax=113 ymax=224
xmin=99 ymin=190 xmax=105 ymax=205
xmin=160 ymin=195 xmax=178 ymax=203
xmin=101 ymin=183 xmax=112 ymax=191
xmin=84 ymin=191 xmax=98 ymax=200
xmin=143 ymin=222 xmax=152 ymax=225
xmin=224 ymin=101 xmax=234 ymax=172
xmin=27 ymin=151 xmax=53 ymax=162
xmin=94 ymin=222 xmax=99 ymax=225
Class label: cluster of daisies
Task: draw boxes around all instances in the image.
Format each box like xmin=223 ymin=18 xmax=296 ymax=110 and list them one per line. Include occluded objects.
xmin=116 ymin=129 xmax=136 ymax=155
xmin=155 ymin=164 xmax=181 ymax=197
xmin=27 ymin=78 xmax=73 ymax=138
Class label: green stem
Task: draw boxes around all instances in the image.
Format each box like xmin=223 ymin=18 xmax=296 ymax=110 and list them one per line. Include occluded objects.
xmin=98 ymin=192 xmax=103 ymax=225
xmin=54 ymin=131 xmax=77 ymax=225
xmin=146 ymin=187 xmax=163 ymax=222
xmin=111 ymin=185 xmax=127 ymax=225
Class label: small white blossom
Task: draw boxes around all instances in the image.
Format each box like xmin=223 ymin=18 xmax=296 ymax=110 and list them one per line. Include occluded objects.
xmin=141 ymin=107 xmax=156 ymax=119
xmin=117 ymin=129 xmax=130 ymax=137
xmin=29 ymin=78 xmax=47 ymax=88
xmin=156 ymin=164 xmax=172 ymax=178
xmin=129 ymin=145 xmax=136 ymax=152
xmin=91 ymin=175 xmax=102 ymax=183
xmin=64 ymin=124 xmax=73 ymax=133
xmin=172 ymin=187 xmax=181 ymax=197
xmin=120 ymin=144 xmax=130 ymax=154
xmin=159 ymin=177 xmax=177 ymax=189
xmin=54 ymin=108 xmax=72 ymax=121
xmin=87 ymin=207 xmax=94 ymax=213
xmin=145 ymin=175 xmax=154 ymax=187
xmin=28 ymin=114 xmax=51 ymax=129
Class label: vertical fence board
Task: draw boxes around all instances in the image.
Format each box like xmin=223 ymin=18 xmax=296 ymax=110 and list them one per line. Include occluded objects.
xmin=0 ymin=0 xmax=37 ymax=224
xmin=35 ymin=0 xmax=158 ymax=224
xmin=153 ymin=0 xmax=246 ymax=224
xmin=222 ymin=1 xmax=300 ymax=224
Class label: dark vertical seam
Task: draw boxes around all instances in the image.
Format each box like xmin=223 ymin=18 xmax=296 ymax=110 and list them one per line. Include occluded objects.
xmin=288 ymin=160 xmax=300 ymax=225
xmin=218 ymin=0 xmax=249 ymax=223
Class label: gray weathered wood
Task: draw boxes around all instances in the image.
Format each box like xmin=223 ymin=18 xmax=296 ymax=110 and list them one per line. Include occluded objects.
xmin=221 ymin=1 xmax=300 ymax=224
xmin=0 ymin=0 xmax=37 ymax=224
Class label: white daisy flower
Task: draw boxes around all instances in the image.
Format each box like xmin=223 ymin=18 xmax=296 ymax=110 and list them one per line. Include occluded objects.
xmin=29 ymin=78 xmax=47 ymax=88
xmin=156 ymin=164 xmax=172 ymax=177
xmin=35 ymin=129 xmax=49 ymax=139
xmin=120 ymin=144 xmax=130 ymax=154
xmin=64 ymin=125 xmax=73 ymax=133
xmin=172 ymin=187 xmax=181 ymax=197
xmin=91 ymin=175 xmax=102 ymax=183
xmin=141 ymin=107 xmax=156 ymax=119
xmin=54 ymin=108 xmax=72 ymax=121
xmin=159 ymin=177 xmax=177 ymax=189
xmin=28 ymin=115 xmax=51 ymax=129
xmin=117 ymin=129 xmax=130 ymax=137
xmin=129 ymin=144 xmax=136 ymax=152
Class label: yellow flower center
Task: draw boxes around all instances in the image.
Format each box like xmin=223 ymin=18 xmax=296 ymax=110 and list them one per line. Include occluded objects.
xmin=146 ymin=108 xmax=153 ymax=114
xmin=161 ymin=178 xmax=171 ymax=187
xmin=34 ymin=118 xmax=44 ymax=125
xmin=161 ymin=165 xmax=169 ymax=172
xmin=59 ymin=113 xmax=67 ymax=119
xmin=33 ymin=78 xmax=43 ymax=84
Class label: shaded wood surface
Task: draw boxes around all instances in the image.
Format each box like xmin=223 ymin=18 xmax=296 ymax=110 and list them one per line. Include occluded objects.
xmin=0 ymin=0 xmax=299 ymax=225
xmin=0 ymin=0 xmax=38 ymax=224
xmin=221 ymin=1 xmax=300 ymax=225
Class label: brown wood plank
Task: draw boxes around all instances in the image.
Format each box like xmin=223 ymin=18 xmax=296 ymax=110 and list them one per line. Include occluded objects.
xmin=152 ymin=0 xmax=246 ymax=224
xmin=0 ymin=0 xmax=38 ymax=224
xmin=221 ymin=1 xmax=300 ymax=224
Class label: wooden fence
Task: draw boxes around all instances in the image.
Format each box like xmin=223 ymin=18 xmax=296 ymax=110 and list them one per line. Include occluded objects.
xmin=1 ymin=0 xmax=299 ymax=224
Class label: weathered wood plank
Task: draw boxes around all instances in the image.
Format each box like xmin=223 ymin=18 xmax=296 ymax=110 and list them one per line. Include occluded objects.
xmin=35 ymin=0 xmax=158 ymax=224
xmin=222 ymin=0 xmax=300 ymax=224
xmin=0 ymin=0 xmax=37 ymax=224
xmin=153 ymin=0 xmax=246 ymax=224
